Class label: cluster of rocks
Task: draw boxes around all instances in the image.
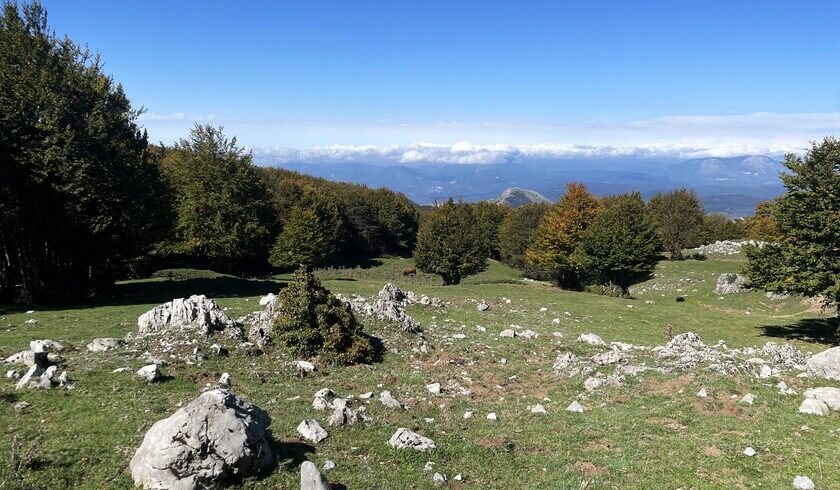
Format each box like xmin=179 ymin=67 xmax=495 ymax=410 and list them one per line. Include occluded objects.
xmin=714 ymin=273 xmax=748 ymax=295
xmin=798 ymin=386 xmax=840 ymax=416
xmin=4 ymin=340 xmax=71 ymax=390
xmin=138 ymin=294 xmax=239 ymax=337
xmin=237 ymin=293 xmax=283 ymax=347
xmin=695 ymin=240 xmax=765 ymax=255
xmin=338 ymin=283 xmax=439 ymax=333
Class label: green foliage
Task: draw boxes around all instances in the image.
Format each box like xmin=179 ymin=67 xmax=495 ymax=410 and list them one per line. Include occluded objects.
xmin=258 ymin=167 xmax=419 ymax=260
xmin=526 ymin=183 xmax=602 ymax=288
xmin=579 ymin=192 xmax=661 ymax=291
xmin=470 ymin=201 xmax=509 ymax=259
xmin=701 ymin=214 xmax=745 ymax=243
xmin=269 ymin=189 xmax=343 ymax=269
xmin=744 ymin=138 xmax=840 ymax=311
xmin=499 ymin=203 xmax=549 ymax=270
xmin=160 ymin=125 xmax=273 ymax=272
xmin=273 ymin=267 xmax=374 ymax=365
xmin=584 ymin=282 xmax=629 ymax=298
xmin=414 ymin=199 xmax=487 ymax=285
xmin=0 ymin=2 xmax=167 ymax=303
xmin=647 ymin=189 xmax=705 ymax=260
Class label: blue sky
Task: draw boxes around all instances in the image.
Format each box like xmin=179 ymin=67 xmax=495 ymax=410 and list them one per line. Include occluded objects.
xmin=41 ymin=0 xmax=840 ymax=161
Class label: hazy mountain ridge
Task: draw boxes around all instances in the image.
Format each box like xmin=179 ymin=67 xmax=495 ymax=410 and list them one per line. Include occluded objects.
xmin=492 ymin=187 xmax=551 ymax=207
xmin=273 ymin=155 xmax=785 ymax=217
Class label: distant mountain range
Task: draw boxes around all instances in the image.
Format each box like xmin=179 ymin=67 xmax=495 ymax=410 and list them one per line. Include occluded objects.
xmin=272 ymin=155 xmax=786 ymax=217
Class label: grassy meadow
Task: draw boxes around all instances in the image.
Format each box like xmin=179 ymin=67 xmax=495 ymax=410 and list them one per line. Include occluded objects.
xmin=0 ymin=254 xmax=838 ymax=489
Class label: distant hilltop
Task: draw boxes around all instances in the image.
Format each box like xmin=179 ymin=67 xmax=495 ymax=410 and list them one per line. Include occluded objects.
xmin=492 ymin=187 xmax=551 ymax=207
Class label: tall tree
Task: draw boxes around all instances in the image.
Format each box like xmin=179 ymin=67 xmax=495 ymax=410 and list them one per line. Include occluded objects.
xmin=744 ymin=138 xmax=840 ymax=312
xmin=647 ymin=189 xmax=705 ymax=259
xmin=741 ymin=201 xmax=781 ymax=241
xmin=161 ymin=125 xmax=272 ymax=272
xmin=526 ymin=183 xmax=602 ymax=288
xmin=700 ymin=214 xmax=745 ymax=243
xmin=0 ymin=1 xmax=166 ymax=303
xmin=269 ymin=188 xmax=343 ymax=270
xmin=471 ymin=201 xmax=509 ymax=260
xmin=579 ymin=192 xmax=661 ymax=292
xmin=499 ymin=203 xmax=549 ymax=270
xmin=414 ymin=199 xmax=487 ymax=285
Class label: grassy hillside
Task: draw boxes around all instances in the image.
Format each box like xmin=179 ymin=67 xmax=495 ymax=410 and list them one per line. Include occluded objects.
xmin=0 ymin=255 xmax=837 ymax=489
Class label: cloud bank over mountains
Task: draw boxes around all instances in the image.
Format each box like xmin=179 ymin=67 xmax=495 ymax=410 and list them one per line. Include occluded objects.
xmin=138 ymin=111 xmax=840 ymax=164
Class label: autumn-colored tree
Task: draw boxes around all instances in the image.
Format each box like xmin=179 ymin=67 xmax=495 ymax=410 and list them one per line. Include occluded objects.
xmin=741 ymin=201 xmax=780 ymax=241
xmin=526 ymin=183 xmax=602 ymax=288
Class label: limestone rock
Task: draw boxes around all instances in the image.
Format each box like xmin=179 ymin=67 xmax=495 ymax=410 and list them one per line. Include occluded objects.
xmin=499 ymin=329 xmax=516 ymax=338
xmin=137 ymin=364 xmax=162 ymax=383
xmin=798 ymin=398 xmax=829 ymax=416
xmin=592 ymin=351 xmax=624 ymax=366
xmin=566 ymin=401 xmax=585 ymax=413
xmin=129 ymin=389 xmax=273 ymax=489
xmin=714 ymin=273 xmax=746 ymax=295
xmin=379 ymin=390 xmax=402 ymax=409
xmin=807 ymin=346 xmax=840 ymax=381
xmin=477 ymin=300 xmax=490 ymax=311
xmin=388 ymin=427 xmax=436 ymax=452
xmin=300 ymin=461 xmax=330 ymax=490
xmin=803 ymin=387 xmax=840 ymax=411
xmin=297 ymin=419 xmax=328 ymax=443
xmin=86 ymin=337 xmax=124 ymax=352
xmin=577 ymin=333 xmax=605 ymax=346
xmin=138 ymin=295 xmax=236 ymax=336
xmin=793 ymin=475 xmax=815 ymax=490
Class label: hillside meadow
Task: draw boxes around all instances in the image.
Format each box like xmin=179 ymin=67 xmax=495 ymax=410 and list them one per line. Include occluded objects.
xmin=0 ymin=253 xmax=837 ymax=489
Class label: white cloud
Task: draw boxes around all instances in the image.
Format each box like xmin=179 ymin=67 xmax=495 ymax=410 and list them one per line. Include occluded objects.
xmin=138 ymin=111 xmax=840 ymax=163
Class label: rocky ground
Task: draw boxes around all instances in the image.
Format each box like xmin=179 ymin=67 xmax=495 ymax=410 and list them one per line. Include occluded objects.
xmin=0 ymin=254 xmax=838 ymax=489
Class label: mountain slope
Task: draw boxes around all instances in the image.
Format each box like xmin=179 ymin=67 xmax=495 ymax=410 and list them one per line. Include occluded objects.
xmin=492 ymin=187 xmax=551 ymax=207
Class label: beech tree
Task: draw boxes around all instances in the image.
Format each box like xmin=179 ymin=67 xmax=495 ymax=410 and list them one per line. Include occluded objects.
xmin=526 ymin=183 xmax=602 ymax=288
xmin=498 ymin=203 xmax=549 ymax=270
xmin=744 ymin=138 xmax=840 ymax=312
xmin=0 ymin=2 xmax=166 ymax=303
xmin=414 ymin=199 xmax=487 ymax=285
xmin=648 ymin=189 xmax=705 ymax=260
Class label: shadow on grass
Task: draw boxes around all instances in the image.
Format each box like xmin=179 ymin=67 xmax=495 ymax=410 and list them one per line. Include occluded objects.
xmin=0 ymin=276 xmax=287 ymax=315
xmin=760 ymin=317 xmax=839 ymax=346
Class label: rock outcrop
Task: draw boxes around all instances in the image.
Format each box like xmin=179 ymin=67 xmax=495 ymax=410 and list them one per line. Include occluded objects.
xmin=807 ymin=346 xmax=840 ymax=381
xmin=714 ymin=273 xmax=747 ymax=295
xmin=138 ymin=295 xmax=236 ymax=336
xmin=130 ymin=389 xmax=273 ymax=489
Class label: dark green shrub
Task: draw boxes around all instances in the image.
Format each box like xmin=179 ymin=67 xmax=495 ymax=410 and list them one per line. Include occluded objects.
xmin=274 ymin=267 xmax=374 ymax=365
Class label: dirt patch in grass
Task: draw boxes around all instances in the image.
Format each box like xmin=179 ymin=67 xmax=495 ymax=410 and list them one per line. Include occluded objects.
xmin=645 ymin=417 xmax=685 ymax=431
xmin=692 ymin=392 xmax=738 ymax=417
xmin=703 ymin=445 xmax=723 ymax=457
xmin=584 ymin=438 xmax=620 ymax=452
xmin=574 ymin=461 xmax=605 ymax=476
xmin=640 ymin=374 xmax=692 ymax=396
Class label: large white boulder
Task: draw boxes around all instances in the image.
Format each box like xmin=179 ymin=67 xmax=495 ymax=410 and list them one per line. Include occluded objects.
xmin=714 ymin=273 xmax=747 ymax=295
xmin=300 ymin=461 xmax=330 ymax=490
xmin=138 ymin=295 xmax=235 ymax=336
xmin=807 ymin=346 xmax=840 ymax=381
xmin=388 ymin=427 xmax=436 ymax=452
xmin=130 ymin=389 xmax=273 ymax=489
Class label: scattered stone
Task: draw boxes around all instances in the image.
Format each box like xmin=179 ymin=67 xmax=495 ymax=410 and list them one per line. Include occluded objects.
xmin=463 ymin=411 xmax=473 ymax=419
xmin=530 ymin=404 xmax=547 ymax=414
xmin=798 ymin=398 xmax=829 ymax=416
xmin=592 ymin=351 xmax=624 ymax=366
xmin=433 ymin=472 xmax=447 ymax=484
xmin=739 ymin=393 xmax=756 ymax=406
xmin=218 ymin=372 xmax=230 ymax=388
xmin=323 ymin=460 xmax=335 ymax=471
xmin=577 ymin=333 xmax=605 ymax=346
xmin=714 ymin=273 xmax=747 ymax=295
xmin=300 ymin=461 xmax=330 ymax=490
xmin=696 ymin=388 xmax=708 ymax=398
xmin=328 ymin=405 xmax=364 ymax=426
xmin=129 ymin=389 xmax=273 ymax=489
xmin=477 ymin=300 xmax=490 ymax=311
xmin=807 ymin=346 xmax=840 ymax=381
xmin=13 ymin=401 xmax=30 ymax=411
xmin=138 ymin=295 xmax=236 ymax=336
xmin=294 ymin=360 xmax=316 ymax=375
xmin=552 ymin=352 xmax=580 ymax=377
xmin=743 ymin=447 xmax=757 ymax=457
xmin=359 ymin=391 xmax=374 ymax=399
xmin=758 ymin=365 xmax=773 ymax=378
xmin=297 ymin=419 xmax=328 ymax=443
xmin=519 ymin=329 xmax=538 ymax=339
xmin=388 ymin=427 xmax=436 ymax=452
xmin=486 ymin=412 xmax=497 ymax=421
xmin=499 ymin=329 xmax=516 ymax=338
xmin=566 ymin=401 xmax=585 ymax=413
xmin=86 ymin=337 xmax=124 ymax=352
xmin=426 ymin=382 xmax=442 ymax=395
xmin=380 ymin=390 xmax=402 ymax=409
xmin=792 ymin=475 xmax=815 ymax=490
xmin=136 ymin=364 xmax=162 ymax=383
xmin=258 ymin=293 xmax=277 ymax=307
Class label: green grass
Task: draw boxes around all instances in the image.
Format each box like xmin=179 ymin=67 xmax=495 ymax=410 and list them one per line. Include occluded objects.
xmin=0 ymin=256 xmax=837 ymax=489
